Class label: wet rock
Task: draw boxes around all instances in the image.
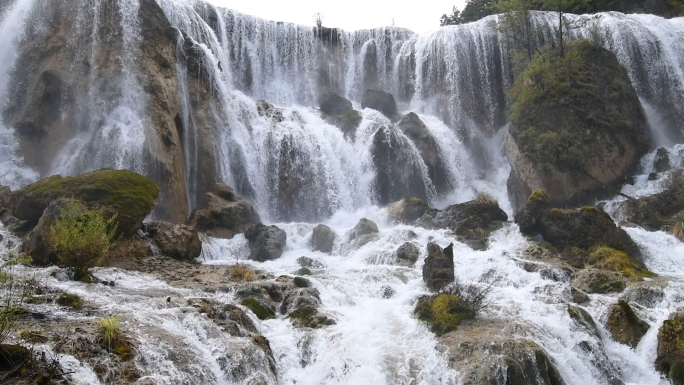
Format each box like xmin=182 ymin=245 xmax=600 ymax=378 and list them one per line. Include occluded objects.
xmin=189 ymin=185 xmax=261 ymax=239
xmin=311 ymin=224 xmax=335 ymax=253
xmin=362 ymin=88 xmax=399 ymax=120
xmin=516 ymin=190 xmax=647 ymax=274
xmin=256 ymin=100 xmax=284 ymax=122
xmin=279 ymin=287 xmax=322 ymax=314
xmin=318 ymin=92 xmax=362 ymax=140
xmin=567 ymin=305 xmax=600 ymax=339
xmin=287 ymin=306 xmax=335 ymax=328
xmin=244 ymin=224 xmax=287 ymax=262
xmin=656 ymin=312 xmax=684 ymax=384
xmin=570 ymin=287 xmax=590 ymax=304
xmin=395 ymin=242 xmax=420 ymax=266
xmin=654 ymin=147 xmax=671 ymax=173
xmin=293 ymin=277 xmax=311 ymax=288
xmin=441 ymin=322 xmax=566 ymax=385
xmin=295 ymin=267 xmax=312 ymax=276
xmin=622 ymin=282 xmax=666 ymax=308
xmin=297 ymin=256 xmax=324 ymax=269
xmin=605 ymin=300 xmax=649 ymax=348
xmin=418 ymin=195 xmax=508 ymax=250
xmin=571 ymin=269 xmax=626 ymax=294
xmin=241 ymin=298 xmax=276 ymax=320
xmin=506 ymin=41 xmax=649 ymax=210
xmin=145 ymin=221 xmax=202 ymax=261
xmin=422 ymin=242 xmax=455 ymax=292
xmin=188 ymin=298 xmax=258 ymax=337
xmin=620 ymin=169 xmax=684 ymax=234
xmin=398 ymin=113 xmax=449 ymax=194
xmin=0 ymin=212 xmax=31 ymax=234
xmin=6 ymin=170 xmax=159 ymax=236
xmin=346 ymin=218 xmax=379 ymax=248
xmin=371 ymin=126 xmax=429 ymax=204
xmin=386 ymin=197 xmax=430 ymax=224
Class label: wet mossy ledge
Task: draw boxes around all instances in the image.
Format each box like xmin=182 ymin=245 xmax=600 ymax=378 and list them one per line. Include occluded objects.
xmin=4 ymin=169 xmax=160 ymax=236
xmin=415 ymin=293 xmax=475 ymax=336
xmin=506 ymin=40 xmax=650 ymax=210
xmin=657 ymin=313 xmax=684 ymax=385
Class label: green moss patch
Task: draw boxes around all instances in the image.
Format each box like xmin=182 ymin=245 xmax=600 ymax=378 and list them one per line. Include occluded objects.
xmin=287 ymin=306 xmax=317 ymax=327
xmin=588 ymin=246 xmax=654 ymax=278
xmin=56 ymin=293 xmax=83 ymax=309
xmin=415 ymin=294 xmax=475 ymax=336
xmin=241 ymin=298 xmax=275 ymax=320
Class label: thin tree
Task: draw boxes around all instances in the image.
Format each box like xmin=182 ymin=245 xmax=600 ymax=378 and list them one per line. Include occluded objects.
xmin=313 ymin=12 xmax=324 ymax=29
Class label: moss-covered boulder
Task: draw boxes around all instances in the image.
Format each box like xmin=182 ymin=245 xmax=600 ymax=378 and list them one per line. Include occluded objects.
xmin=418 ymin=195 xmax=508 ymax=250
xmin=415 ymin=293 xmax=474 ymax=335
xmin=241 ymin=298 xmax=276 ymax=320
xmin=605 ymin=300 xmax=650 ymax=348
xmin=656 ymin=313 xmax=684 ymax=384
xmin=287 ymin=306 xmax=335 ymax=328
xmin=7 ymin=169 xmax=159 ymax=236
xmin=506 ymin=41 xmax=650 ymax=210
xmin=516 ymin=191 xmax=648 ymax=277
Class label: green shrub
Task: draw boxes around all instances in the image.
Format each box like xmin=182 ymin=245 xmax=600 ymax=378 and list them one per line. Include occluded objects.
xmin=49 ymin=200 xmax=118 ymax=281
xmin=415 ymin=294 xmax=474 ymax=336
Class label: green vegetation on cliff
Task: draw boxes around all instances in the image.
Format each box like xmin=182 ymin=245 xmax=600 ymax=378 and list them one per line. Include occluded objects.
xmin=415 ymin=293 xmax=476 ymax=335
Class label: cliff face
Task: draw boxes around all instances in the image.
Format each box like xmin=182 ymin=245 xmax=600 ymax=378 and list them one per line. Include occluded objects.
xmin=1 ymin=0 xmax=220 ymax=222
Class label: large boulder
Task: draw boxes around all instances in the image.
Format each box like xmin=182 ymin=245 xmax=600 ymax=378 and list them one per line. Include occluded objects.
xmin=395 ymin=242 xmax=420 ymax=266
xmin=656 ymin=313 xmax=684 ymax=384
xmin=189 ymin=185 xmax=261 ymax=239
xmin=346 ymin=218 xmax=379 ymax=248
xmin=362 ymin=88 xmax=399 ymax=120
xmin=311 ymin=224 xmax=335 ymax=253
xmin=506 ymin=41 xmax=650 ymax=210
xmin=605 ymin=300 xmax=649 ymax=348
xmin=418 ymin=195 xmax=508 ymax=250
xmin=371 ymin=126 xmax=429 ymax=205
xmin=244 ymin=224 xmax=287 ymax=262
xmin=318 ymin=92 xmax=362 ymax=140
xmin=441 ymin=322 xmax=566 ymax=385
xmin=398 ymin=113 xmax=449 ymax=194
xmin=386 ymin=197 xmax=430 ymax=224
xmin=144 ymin=221 xmax=202 ymax=261
xmin=422 ymin=242 xmax=455 ymax=292
xmin=6 ymin=170 xmax=159 ymax=236
xmin=516 ymin=190 xmax=647 ymax=274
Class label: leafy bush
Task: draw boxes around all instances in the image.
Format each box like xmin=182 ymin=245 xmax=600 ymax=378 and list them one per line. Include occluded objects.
xmin=49 ymin=200 xmax=118 ymax=280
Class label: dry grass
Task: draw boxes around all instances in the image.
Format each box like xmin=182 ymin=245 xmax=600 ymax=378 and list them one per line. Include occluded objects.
xmin=229 ymin=264 xmax=257 ymax=282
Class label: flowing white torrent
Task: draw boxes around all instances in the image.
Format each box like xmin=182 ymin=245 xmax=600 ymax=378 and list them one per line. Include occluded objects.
xmin=0 ymin=1 xmax=683 ymax=384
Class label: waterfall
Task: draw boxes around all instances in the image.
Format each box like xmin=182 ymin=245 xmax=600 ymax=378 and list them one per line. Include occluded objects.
xmin=1 ymin=1 xmax=684 ymax=384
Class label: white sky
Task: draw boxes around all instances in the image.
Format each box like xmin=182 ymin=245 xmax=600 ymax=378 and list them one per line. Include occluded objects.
xmin=205 ymin=0 xmax=468 ymax=33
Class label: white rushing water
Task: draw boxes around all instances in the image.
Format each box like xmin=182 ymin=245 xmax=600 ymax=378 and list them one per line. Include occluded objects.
xmin=0 ymin=0 xmax=684 ymax=384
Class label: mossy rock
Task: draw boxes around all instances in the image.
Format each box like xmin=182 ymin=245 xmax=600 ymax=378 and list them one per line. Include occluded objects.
xmin=507 ymin=41 xmax=650 ymax=209
xmin=287 ymin=306 xmax=335 ymax=328
xmin=56 ymin=293 xmax=83 ymax=309
xmin=415 ymin=293 xmax=474 ymax=336
xmin=9 ymin=169 xmax=159 ymax=236
xmin=241 ymin=298 xmax=275 ymax=320
xmin=606 ymin=300 xmax=649 ymax=348
xmin=588 ymin=247 xmax=654 ymax=279
xmin=0 ymin=344 xmax=31 ymax=370
xmin=656 ymin=313 xmax=684 ymax=384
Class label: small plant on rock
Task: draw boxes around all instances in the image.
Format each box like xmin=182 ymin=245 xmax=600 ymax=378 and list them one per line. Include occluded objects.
xmin=230 ymin=264 xmax=256 ymax=282
xmin=96 ymin=315 xmax=133 ymax=360
xmin=49 ymin=200 xmax=118 ymax=281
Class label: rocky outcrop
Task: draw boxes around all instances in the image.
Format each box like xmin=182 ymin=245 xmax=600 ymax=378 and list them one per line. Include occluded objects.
xmin=317 ymin=92 xmax=362 ymax=140
xmin=362 ymin=88 xmax=399 ymax=121
xmin=144 ymin=221 xmax=202 ymax=261
xmin=189 ymin=185 xmax=261 ymax=239
xmin=516 ymin=190 xmax=646 ymax=271
xmin=244 ymin=224 xmax=287 ymax=262
xmin=620 ymin=169 xmax=684 ymax=236
xmin=605 ymin=300 xmax=649 ymax=348
xmin=506 ymin=41 xmax=650 ymax=210
xmin=371 ymin=126 xmax=429 ymax=205
xmin=256 ymin=100 xmax=284 ymax=122
xmin=395 ymin=242 xmax=420 ymax=266
xmin=441 ymin=322 xmax=566 ymax=385
xmin=346 ymin=218 xmax=379 ymax=248
xmin=422 ymin=242 xmax=455 ymax=292
xmin=418 ymin=195 xmax=508 ymax=250
xmin=5 ymin=170 xmax=159 ymax=237
xmin=386 ymin=197 xmax=430 ymax=224
xmin=311 ymin=224 xmax=335 ymax=253
xmin=398 ymin=113 xmax=449 ymax=194
xmin=656 ymin=313 xmax=684 ymax=384
xmin=654 ymin=147 xmax=671 ymax=173
xmin=23 ymin=199 xmax=77 ymax=266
